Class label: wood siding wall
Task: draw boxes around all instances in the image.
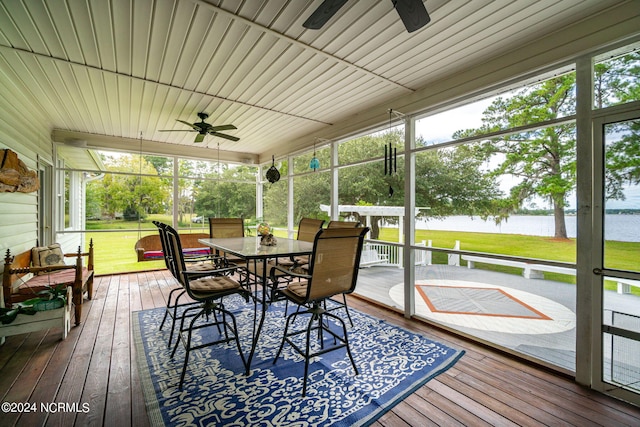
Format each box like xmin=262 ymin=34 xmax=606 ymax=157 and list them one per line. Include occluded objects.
xmin=0 ymin=63 xmax=53 ymax=267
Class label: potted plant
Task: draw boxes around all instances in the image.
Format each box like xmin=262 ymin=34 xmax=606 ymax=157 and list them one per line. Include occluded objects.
xmin=31 ymin=284 xmax=68 ymax=311
xmin=0 ymin=284 xmax=69 ymax=324
xmin=256 ymin=222 xmax=277 ymax=246
xmin=0 ymin=305 xmax=37 ymax=325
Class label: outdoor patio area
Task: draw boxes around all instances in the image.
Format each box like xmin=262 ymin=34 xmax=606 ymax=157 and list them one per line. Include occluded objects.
xmin=4 ymin=268 xmax=640 ymax=426
xmin=355 ymin=264 xmax=640 ymax=373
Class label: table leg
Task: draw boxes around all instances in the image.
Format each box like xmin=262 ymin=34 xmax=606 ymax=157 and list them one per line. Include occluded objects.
xmin=246 ymin=258 xmax=268 ymax=374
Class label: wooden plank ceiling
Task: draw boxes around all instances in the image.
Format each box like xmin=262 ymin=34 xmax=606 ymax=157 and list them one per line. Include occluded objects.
xmin=0 ymin=0 xmax=628 ymax=162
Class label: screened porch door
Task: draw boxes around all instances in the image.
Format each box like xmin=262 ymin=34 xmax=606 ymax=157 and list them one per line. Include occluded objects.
xmin=593 ymin=110 xmax=640 ymax=406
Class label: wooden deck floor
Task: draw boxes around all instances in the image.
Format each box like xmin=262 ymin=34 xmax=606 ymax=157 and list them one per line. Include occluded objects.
xmin=1 ymin=269 xmax=640 ymax=427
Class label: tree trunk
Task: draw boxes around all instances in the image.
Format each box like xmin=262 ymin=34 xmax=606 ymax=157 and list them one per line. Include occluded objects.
xmin=553 ymin=200 xmax=568 ymax=239
xmin=353 ymin=212 xmax=380 ymax=239
xmin=370 ymin=217 xmax=380 ymax=239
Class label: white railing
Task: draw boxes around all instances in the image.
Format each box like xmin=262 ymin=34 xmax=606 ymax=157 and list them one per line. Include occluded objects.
xmin=361 ymin=239 xmax=460 ymax=268
xmin=362 ymin=241 xmax=398 ymax=267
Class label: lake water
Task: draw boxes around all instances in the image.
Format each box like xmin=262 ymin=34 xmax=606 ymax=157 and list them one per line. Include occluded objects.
xmin=408 ymin=214 xmax=640 ymax=242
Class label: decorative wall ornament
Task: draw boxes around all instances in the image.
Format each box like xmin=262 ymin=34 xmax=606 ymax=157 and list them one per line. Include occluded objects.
xmin=266 ymin=155 xmax=280 ymax=184
xmin=0 ymin=149 xmax=39 ymax=193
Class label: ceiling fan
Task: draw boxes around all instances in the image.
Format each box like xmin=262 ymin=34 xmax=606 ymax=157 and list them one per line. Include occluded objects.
xmin=303 ymin=0 xmax=430 ymax=33
xmin=158 ymin=112 xmax=239 ymax=143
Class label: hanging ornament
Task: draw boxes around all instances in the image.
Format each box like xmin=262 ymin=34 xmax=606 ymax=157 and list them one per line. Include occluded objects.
xmin=266 ymin=155 xmax=280 ymax=183
xmin=309 ymin=141 xmax=320 ymax=171
xmin=309 ymin=156 xmax=320 ymax=171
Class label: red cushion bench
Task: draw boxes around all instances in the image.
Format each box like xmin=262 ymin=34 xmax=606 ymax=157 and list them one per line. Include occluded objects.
xmin=2 ymin=240 xmax=94 ymax=327
xmin=135 ymin=233 xmax=210 ymax=262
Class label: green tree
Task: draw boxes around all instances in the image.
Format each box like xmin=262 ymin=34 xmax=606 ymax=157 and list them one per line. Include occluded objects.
xmin=335 ymin=130 xmax=500 ymax=238
xmin=456 ymin=75 xmax=577 ymax=238
xmin=453 ymin=52 xmax=640 ymax=238
xmin=144 ymin=155 xmax=173 ymax=175
xmin=596 ymin=53 xmax=640 ymax=203
xmin=594 ymin=53 xmax=640 ymax=108
xmin=606 ymin=119 xmax=640 ymax=200
xmin=263 ymin=160 xmax=289 ymax=227
xmin=293 ymin=172 xmax=331 ymax=224
xmin=193 ymin=165 xmax=257 ymax=220
xmin=88 ymin=154 xmax=169 ymax=220
xmin=415 ymin=143 xmax=503 ymax=219
xmin=337 ymin=131 xmax=405 ymax=238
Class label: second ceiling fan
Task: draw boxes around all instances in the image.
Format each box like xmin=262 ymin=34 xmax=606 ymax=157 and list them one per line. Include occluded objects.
xmin=159 ymin=112 xmax=239 ymax=143
xmin=303 ymin=0 xmax=430 ymax=33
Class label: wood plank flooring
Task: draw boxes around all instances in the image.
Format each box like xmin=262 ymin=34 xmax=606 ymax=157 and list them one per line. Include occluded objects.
xmin=1 ymin=269 xmax=639 ymax=427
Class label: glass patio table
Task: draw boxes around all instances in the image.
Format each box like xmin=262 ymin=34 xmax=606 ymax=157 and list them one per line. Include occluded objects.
xmin=198 ymin=236 xmax=314 ymax=371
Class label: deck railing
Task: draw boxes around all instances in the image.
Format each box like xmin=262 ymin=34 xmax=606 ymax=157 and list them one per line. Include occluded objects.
xmin=362 ymin=240 xmax=432 ymax=268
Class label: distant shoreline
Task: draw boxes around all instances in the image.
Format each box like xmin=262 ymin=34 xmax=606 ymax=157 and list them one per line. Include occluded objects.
xmin=380 ymin=214 xmax=640 ymax=243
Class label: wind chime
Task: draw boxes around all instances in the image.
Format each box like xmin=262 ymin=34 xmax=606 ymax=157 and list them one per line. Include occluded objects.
xmin=384 ymin=109 xmax=398 ymax=197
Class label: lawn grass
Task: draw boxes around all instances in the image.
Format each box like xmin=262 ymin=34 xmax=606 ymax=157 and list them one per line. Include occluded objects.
xmin=382 ymin=228 xmax=637 ymax=294
xmin=86 ymin=214 xmax=256 ymax=275
xmin=84 ymin=218 xmax=638 ymax=296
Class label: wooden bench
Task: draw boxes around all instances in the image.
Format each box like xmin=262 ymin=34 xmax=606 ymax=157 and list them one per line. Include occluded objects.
xmin=2 ymin=240 xmax=94 ymax=327
xmin=526 ymin=264 xmax=576 ymax=279
xmin=462 ymin=255 xmax=576 ymax=280
xmin=462 ymin=255 xmax=533 ymax=274
xmin=463 ymin=255 xmax=638 ymax=294
xmin=616 ymin=278 xmax=640 ymax=294
xmin=135 ymin=233 xmax=211 ymax=261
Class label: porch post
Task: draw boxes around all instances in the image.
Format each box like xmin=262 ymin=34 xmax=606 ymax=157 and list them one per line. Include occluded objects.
xmin=403 ymin=115 xmax=415 ymax=318
xmin=575 ymin=55 xmax=593 ymax=387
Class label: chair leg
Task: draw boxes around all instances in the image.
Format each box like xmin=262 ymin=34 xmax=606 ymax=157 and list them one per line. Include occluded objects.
xmin=162 ymin=288 xmax=184 ymax=347
xmin=273 ymin=310 xmax=300 ymax=363
xmin=342 ymin=294 xmax=353 ymax=327
xmin=168 ymin=291 xmax=186 ymax=348
xmin=174 ymin=302 xmax=247 ymax=389
xmin=326 ymin=311 xmax=358 ymax=375
xmin=179 ymin=307 xmax=206 ymax=389
xmin=302 ymin=312 xmax=318 ymax=397
xmin=160 ymin=288 xmax=178 ymax=330
xmin=172 ymin=305 xmax=198 ymax=358
xmin=275 ymin=302 xmax=357 ymax=397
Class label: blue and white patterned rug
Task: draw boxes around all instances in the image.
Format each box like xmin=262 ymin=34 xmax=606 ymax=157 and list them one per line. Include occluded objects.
xmin=133 ymin=295 xmax=464 ymax=427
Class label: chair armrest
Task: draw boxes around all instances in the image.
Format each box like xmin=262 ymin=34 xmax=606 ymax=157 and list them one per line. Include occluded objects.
xmin=185 ymin=253 xmax=222 ymax=262
xmin=183 ymin=265 xmax=241 ymax=278
xmin=269 ymin=264 xmax=310 ymax=283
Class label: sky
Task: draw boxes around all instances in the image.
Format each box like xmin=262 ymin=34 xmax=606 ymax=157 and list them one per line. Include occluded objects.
xmin=413 ymin=98 xmax=640 ymax=210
